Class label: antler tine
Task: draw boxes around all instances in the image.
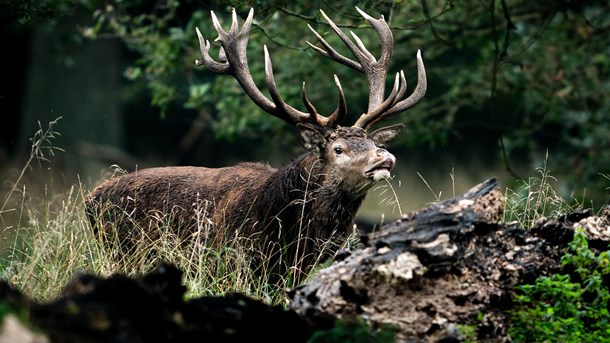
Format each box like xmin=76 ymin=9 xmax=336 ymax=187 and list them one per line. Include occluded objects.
xmin=308 ymin=7 xmax=426 ymax=129
xmin=195 ymin=28 xmax=227 ymax=72
xmin=263 ymin=45 xmax=305 ymax=120
xmin=308 ymin=8 xmax=395 ymax=122
xmin=328 ymin=75 xmax=347 ymax=126
xmin=228 ymin=7 xmax=241 ymax=35
xmin=319 ymin=9 xmax=374 ymax=70
xmin=353 ymin=72 xmax=402 ymax=128
xmin=196 ymin=8 xmax=351 ymax=128
xmin=354 ymin=7 xmax=393 ymax=58
xmin=301 ymin=82 xmax=319 ymax=123
xmin=354 ymin=71 xmax=409 ymax=128
xmin=196 ymin=8 xmax=313 ymax=126
xmin=301 ymin=75 xmax=346 ymax=127
xmin=197 ymin=9 xmax=271 ymax=112
xmin=365 ymin=50 xmax=427 ymax=128
xmin=305 ymin=25 xmax=363 ymax=72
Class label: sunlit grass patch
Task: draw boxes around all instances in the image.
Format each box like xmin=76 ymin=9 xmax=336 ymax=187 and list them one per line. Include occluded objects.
xmin=503 ymin=152 xmax=588 ymax=229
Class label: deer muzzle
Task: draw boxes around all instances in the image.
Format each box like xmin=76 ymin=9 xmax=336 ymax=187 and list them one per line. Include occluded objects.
xmin=364 ymin=149 xmax=396 ymax=181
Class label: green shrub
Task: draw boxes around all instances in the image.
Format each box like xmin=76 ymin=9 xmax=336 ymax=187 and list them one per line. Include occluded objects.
xmin=309 ymin=318 xmax=398 ymax=343
xmin=509 ymin=229 xmax=610 ymax=342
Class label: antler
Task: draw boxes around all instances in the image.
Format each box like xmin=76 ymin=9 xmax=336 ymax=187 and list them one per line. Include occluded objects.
xmin=307 ymin=7 xmax=427 ymax=129
xmin=195 ymin=8 xmax=346 ymax=128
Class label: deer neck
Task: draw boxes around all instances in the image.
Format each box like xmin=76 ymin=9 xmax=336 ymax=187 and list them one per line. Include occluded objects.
xmin=263 ymin=153 xmax=365 ymax=235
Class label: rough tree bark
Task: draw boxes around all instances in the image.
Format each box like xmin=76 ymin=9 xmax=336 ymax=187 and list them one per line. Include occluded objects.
xmin=2 ymin=178 xmax=609 ymax=342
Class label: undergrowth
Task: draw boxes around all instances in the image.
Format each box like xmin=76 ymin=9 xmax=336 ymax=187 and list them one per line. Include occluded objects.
xmin=502 ymin=155 xmax=610 ymax=341
xmin=308 ymin=317 xmax=398 ymax=343
xmin=509 ymin=228 xmax=610 ymax=342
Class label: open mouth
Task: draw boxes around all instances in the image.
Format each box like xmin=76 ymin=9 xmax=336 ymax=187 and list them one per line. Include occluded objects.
xmin=365 ymin=159 xmax=394 ymax=180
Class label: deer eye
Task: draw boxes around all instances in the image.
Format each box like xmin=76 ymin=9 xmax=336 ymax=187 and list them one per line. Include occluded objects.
xmin=333 ymin=146 xmax=343 ymax=155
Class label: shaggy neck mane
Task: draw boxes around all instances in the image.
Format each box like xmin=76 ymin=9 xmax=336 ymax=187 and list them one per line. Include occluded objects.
xmin=257 ymin=152 xmax=366 ymax=240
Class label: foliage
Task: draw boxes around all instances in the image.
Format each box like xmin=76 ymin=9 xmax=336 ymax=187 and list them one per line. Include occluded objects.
xmin=4 ymin=0 xmax=610 ymax=205
xmin=0 ymin=0 xmax=84 ymax=30
xmin=457 ymin=324 xmax=477 ymax=343
xmin=7 ymin=0 xmax=610 ymax=204
xmin=509 ymin=229 xmax=610 ymax=342
xmin=309 ymin=317 xmax=398 ymax=343
xmin=76 ymin=0 xmax=610 ymax=203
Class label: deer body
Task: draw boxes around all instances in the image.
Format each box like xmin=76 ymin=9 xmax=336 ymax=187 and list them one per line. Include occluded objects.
xmin=88 ymin=125 xmax=400 ymax=269
xmin=86 ymin=7 xmax=426 ymax=277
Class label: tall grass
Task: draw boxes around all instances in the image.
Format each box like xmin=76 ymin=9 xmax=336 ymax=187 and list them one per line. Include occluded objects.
xmin=0 ymin=173 xmax=294 ymax=303
xmin=1 ymin=183 xmax=104 ymax=301
xmin=503 ymin=151 xmax=588 ymax=229
xmin=1 ymin=179 xmax=325 ymax=304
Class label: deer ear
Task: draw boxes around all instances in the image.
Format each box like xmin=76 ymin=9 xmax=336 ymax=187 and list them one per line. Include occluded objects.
xmin=296 ymin=123 xmax=326 ymax=155
xmin=369 ymin=124 xmax=404 ymax=146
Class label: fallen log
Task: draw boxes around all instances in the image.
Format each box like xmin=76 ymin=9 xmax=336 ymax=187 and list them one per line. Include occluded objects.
xmin=289 ymin=178 xmax=610 ymax=341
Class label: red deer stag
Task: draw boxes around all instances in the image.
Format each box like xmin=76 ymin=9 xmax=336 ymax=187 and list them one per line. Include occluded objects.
xmin=86 ymin=7 xmax=426 ymax=279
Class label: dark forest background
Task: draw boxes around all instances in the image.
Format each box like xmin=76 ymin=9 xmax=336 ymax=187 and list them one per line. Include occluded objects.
xmin=1 ymin=0 xmax=609 ymax=222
